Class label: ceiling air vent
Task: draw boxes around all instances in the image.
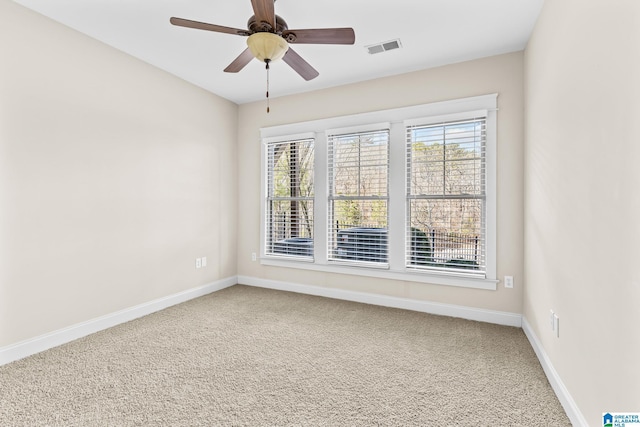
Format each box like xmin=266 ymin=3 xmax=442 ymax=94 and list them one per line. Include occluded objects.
xmin=366 ymin=39 xmax=402 ymax=55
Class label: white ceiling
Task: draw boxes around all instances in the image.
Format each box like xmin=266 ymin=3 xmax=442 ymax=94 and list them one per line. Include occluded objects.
xmin=12 ymin=0 xmax=543 ymax=104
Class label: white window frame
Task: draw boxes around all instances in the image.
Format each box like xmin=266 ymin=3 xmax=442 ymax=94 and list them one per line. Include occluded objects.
xmin=260 ymin=94 xmax=498 ymax=290
xmin=405 ymin=113 xmax=488 ymax=276
xmin=326 ymin=124 xmax=390 ymax=267
xmin=263 ymin=135 xmax=316 ymax=261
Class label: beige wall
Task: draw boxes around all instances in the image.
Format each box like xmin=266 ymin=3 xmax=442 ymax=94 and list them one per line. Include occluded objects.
xmin=237 ymin=52 xmax=525 ymax=314
xmin=524 ymin=0 xmax=640 ymax=424
xmin=0 ymin=0 xmax=238 ymax=347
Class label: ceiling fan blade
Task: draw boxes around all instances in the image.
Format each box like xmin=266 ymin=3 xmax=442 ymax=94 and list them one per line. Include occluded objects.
xmin=170 ymin=17 xmax=248 ymax=36
xmin=250 ymin=0 xmax=276 ymax=30
xmin=282 ymin=48 xmax=319 ymax=81
xmin=224 ymin=48 xmax=255 ymax=73
xmin=283 ymin=28 xmax=355 ymax=45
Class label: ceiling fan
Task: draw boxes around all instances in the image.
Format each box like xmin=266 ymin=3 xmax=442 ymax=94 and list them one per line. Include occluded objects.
xmin=170 ymin=0 xmax=356 ymax=82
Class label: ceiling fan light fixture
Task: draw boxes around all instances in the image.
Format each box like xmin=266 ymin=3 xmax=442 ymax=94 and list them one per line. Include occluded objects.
xmin=247 ymin=32 xmax=289 ymax=63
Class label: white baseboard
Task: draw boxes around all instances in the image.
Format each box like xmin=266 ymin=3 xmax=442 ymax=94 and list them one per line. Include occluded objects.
xmin=237 ymin=275 xmax=522 ymax=327
xmin=522 ymin=317 xmax=587 ymax=427
xmin=0 ymin=276 xmax=237 ymax=366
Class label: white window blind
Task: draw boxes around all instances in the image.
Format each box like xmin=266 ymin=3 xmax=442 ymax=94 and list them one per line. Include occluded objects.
xmin=328 ymin=129 xmax=389 ymax=264
xmin=406 ymin=117 xmax=486 ymax=275
xmin=265 ymin=138 xmax=315 ymax=259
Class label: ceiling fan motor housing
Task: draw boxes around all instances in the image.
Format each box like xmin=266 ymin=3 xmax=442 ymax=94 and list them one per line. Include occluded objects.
xmin=248 ymin=14 xmax=288 ymax=34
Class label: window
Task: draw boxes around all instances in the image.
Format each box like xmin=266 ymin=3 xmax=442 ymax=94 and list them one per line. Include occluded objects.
xmin=260 ymin=94 xmax=497 ymax=290
xmin=328 ymin=129 xmax=389 ymax=264
xmin=265 ymin=138 xmax=314 ymax=259
xmin=406 ymin=117 xmax=486 ymax=275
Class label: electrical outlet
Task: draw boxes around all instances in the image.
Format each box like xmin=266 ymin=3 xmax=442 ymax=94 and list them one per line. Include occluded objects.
xmin=549 ymin=310 xmax=555 ymax=331
xmin=504 ymin=276 xmax=514 ymax=288
xmin=195 ymin=258 xmax=202 ymax=269
xmin=553 ymin=313 xmax=560 ymax=338
xmin=201 ymin=257 xmax=207 ymax=267
xmin=252 ymin=252 xmax=257 ymax=262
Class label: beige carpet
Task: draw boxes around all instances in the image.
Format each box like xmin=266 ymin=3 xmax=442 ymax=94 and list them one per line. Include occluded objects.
xmin=0 ymin=285 xmax=570 ymax=426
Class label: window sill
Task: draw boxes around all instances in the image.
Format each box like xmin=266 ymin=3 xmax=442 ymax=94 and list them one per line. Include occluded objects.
xmin=260 ymin=257 xmax=498 ymax=290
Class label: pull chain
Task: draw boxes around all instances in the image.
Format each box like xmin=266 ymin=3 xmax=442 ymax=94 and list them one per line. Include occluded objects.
xmin=265 ymin=59 xmax=271 ymax=114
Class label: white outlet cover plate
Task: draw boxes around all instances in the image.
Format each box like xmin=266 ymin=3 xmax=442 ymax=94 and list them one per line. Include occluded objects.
xmin=504 ymin=276 xmax=514 ymax=288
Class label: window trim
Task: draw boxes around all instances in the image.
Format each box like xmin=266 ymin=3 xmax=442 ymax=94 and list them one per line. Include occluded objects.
xmin=260 ymin=94 xmax=498 ymax=291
